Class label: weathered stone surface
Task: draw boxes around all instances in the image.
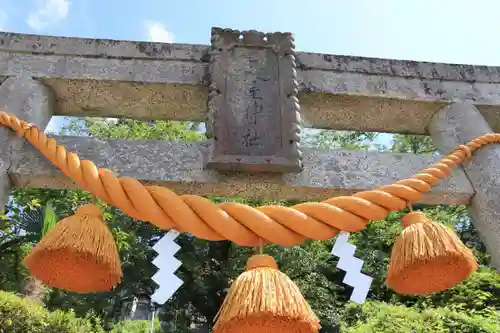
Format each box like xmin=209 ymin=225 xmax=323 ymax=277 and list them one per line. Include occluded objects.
xmin=429 ymin=102 xmax=500 ymax=271
xmin=296 ymin=52 xmax=500 ymax=84
xmin=45 ymin=79 xmax=208 ymax=122
xmin=0 ymin=32 xmax=208 ymax=61
xmin=3 ymin=32 xmax=500 ymax=133
xmin=0 ymin=76 xmax=53 ymax=207
xmin=1 ymin=31 xmax=498 ymax=84
xmin=0 ymin=52 xmax=206 ymax=84
xmin=206 ymin=28 xmax=301 ymax=172
xmin=297 ymin=71 xmax=500 ymax=133
xmin=11 ymin=137 xmax=473 ymax=205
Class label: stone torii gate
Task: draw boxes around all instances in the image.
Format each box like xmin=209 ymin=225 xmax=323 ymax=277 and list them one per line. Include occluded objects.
xmin=0 ymin=27 xmax=499 ymax=271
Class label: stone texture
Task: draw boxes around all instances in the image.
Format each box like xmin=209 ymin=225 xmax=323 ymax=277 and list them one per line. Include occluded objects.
xmin=296 ymin=52 xmax=500 ymax=84
xmin=298 ymin=93 xmax=443 ymax=134
xmin=45 ymin=79 xmax=208 ymax=122
xmin=2 ymin=31 xmax=499 ymax=84
xmin=0 ymin=76 xmax=53 ymax=208
xmin=11 ymin=137 xmax=473 ymax=205
xmin=429 ymin=101 xmax=500 ymax=271
xmin=206 ymin=28 xmax=302 ymax=172
xmin=2 ymin=32 xmax=500 ymax=133
xmin=0 ymin=32 xmax=208 ymax=61
xmin=297 ymin=71 xmax=500 ymax=133
xmin=0 ymin=52 xmax=206 ymax=84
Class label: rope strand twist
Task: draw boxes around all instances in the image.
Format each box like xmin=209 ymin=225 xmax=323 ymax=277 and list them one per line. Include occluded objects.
xmin=2 ymin=110 xmax=498 ymax=247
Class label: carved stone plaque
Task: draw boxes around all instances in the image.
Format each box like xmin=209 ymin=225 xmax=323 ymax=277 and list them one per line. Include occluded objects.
xmin=206 ymin=27 xmax=302 ymax=173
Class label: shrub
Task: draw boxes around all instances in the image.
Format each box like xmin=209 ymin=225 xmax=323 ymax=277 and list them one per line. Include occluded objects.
xmin=341 ymin=301 xmax=500 ymax=333
xmin=110 ymin=319 xmax=161 ymax=333
xmin=0 ymin=291 xmax=105 ymax=333
xmin=427 ymin=268 xmax=500 ymax=315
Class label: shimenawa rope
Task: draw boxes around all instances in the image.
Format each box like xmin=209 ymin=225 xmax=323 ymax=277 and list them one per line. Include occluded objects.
xmin=1 ymin=110 xmax=497 ymax=247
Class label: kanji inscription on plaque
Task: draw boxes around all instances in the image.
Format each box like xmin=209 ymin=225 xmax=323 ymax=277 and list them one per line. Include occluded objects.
xmin=206 ymin=27 xmax=302 ymax=173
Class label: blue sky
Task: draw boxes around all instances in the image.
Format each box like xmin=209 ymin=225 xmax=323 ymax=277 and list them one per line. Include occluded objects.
xmin=2 ymin=0 xmax=499 ymax=64
xmin=1 ymin=0 xmax=499 ymax=141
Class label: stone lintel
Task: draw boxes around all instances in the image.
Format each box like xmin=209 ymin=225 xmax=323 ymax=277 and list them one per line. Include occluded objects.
xmin=10 ymin=137 xmax=473 ymax=205
xmin=2 ymin=31 xmax=499 ymax=84
xmin=4 ymin=32 xmax=500 ymax=134
xmin=3 ymin=55 xmax=500 ymax=135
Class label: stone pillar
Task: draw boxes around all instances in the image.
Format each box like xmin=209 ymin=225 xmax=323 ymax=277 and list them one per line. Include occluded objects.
xmin=0 ymin=76 xmax=53 ymax=209
xmin=428 ymin=101 xmax=500 ymax=271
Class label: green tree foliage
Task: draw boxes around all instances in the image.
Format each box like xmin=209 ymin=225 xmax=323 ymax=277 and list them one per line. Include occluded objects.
xmin=302 ymin=129 xmax=379 ymax=150
xmin=1 ymin=201 xmax=59 ymax=299
xmin=389 ymin=134 xmax=436 ymax=154
xmin=341 ymin=301 xmax=500 ymax=333
xmin=0 ymin=291 xmax=105 ymax=333
xmin=110 ymin=319 xmax=161 ymax=333
xmin=0 ymin=291 xmax=164 ymax=333
xmin=60 ymin=118 xmax=204 ymax=141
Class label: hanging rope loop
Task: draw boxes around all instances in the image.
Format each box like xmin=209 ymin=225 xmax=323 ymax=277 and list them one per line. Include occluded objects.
xmin=1 ymin=109 xmax=498 ymax=247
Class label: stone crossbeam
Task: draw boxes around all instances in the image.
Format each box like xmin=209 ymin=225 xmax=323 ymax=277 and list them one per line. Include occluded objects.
xmin=2 ymin=32 xmax=500 ymax=134
xmin=9 ymin=136 xmax=473 ymax=205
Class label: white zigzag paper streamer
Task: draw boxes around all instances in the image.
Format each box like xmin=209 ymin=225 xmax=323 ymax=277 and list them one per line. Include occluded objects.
xmin=331 ymin=231 xmax=373 ymax=304
xmin=151 ymin=230 xmax=183 ymax=304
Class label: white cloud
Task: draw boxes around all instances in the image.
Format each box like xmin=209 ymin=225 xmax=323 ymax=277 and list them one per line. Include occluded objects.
xmin=27 ymin=0 xmax=70 ymax=31
xmin=145 ymin=21 xmax=175 ymax=43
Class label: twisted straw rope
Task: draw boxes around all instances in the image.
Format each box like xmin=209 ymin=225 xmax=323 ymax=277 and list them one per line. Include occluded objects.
xmin=1 ymin=110 xmax=498 ymax=247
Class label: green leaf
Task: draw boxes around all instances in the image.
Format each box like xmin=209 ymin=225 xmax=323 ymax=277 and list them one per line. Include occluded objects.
xmin=41 ymin=202 xmax=58 ymax=237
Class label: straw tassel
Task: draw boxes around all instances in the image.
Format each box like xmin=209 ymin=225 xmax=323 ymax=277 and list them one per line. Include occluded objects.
xmin=23 ymin=204 xmax=122 ymax=293
xmin=386 ymin=211 xmax=478 ymax=295
xmin=213 ymin=254 xmax=320 ymax=333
